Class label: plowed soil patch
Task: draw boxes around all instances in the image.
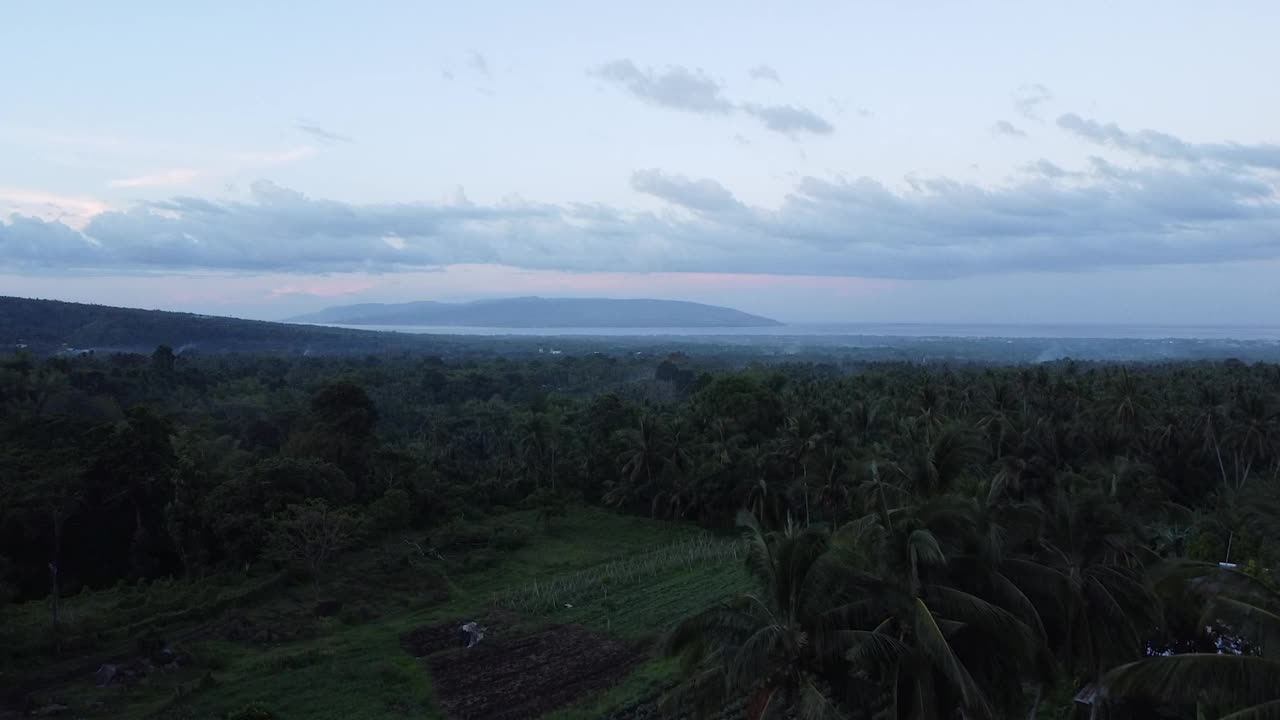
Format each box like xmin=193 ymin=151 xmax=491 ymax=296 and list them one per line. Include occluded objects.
xmin=400 ymin=611 xmax=519 ymax=658
xmin=425 ymin=624 xmax=643 ymax=720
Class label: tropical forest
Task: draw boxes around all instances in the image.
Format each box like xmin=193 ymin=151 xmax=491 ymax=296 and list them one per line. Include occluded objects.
xmin=2 ymin=344 xmax=1279 ymax=720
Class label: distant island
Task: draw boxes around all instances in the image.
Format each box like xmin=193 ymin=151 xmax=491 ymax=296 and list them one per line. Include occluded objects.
xmin=288 ymin=297 xmax=782 ymax=328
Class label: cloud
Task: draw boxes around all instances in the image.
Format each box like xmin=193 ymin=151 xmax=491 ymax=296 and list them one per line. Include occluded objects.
xmin=268 ymin=279 xmax=378 ymax=298
xmin=993 ymin=120 xmax=1027 ymax=138
xmin=233 ymin=147 xmax=317 ymax=167
xmin=4 ymin=146 xmax=1279 ymax=281
xmin=295 ymin=123 xmax=354 ymax=144
xmin=468 ymin=51 xmax=491 ymax=79
xmin=0 ymin=214 xmax=100 ymax=266
xmin=742 ymin=104 xmax=834 ymax=135
xmin=748 ymin=64 xmax=781 ymax=83
xmin=1057 ymin=113 xmax=1280 ymax=170
xmin=467 ymin=51 xmax=491 ymax=80
xmin=1021 ymin=159 xmax=1075 ymax=179
xmin=105 ymin=147 xmax=315 ymax=192
xmin=592 ymin=60 xmax=733 ymax=114
xmin=630 ymin=169 xmax=745 ymax=213
xmin=109 ymin=169 xmax=204 ymax=189
xmin=0 ymin=188 xmax=110 ymax=228
xmin=593 ymin=59 xmax=833 ymax=135
xmin=1014 ymin=84 xmax=1052 ymax=120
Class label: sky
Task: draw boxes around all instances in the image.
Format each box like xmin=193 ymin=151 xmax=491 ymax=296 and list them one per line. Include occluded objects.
xmin=2 ymin=1 xmax=1279 ymax=324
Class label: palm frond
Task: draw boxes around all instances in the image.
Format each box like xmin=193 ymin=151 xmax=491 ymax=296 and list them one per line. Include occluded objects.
xmin=908 ymin=528 xmax=947 ymax=568
xmin=798 ymin=676 xmax=848 ymax=720
xmin=987 ymin=570 xmax=1049 ymax=642
xmin=911 ymin=597 xmax=993 ymax=718
xmin=730 ymin=623 xmax=789 ymax=694
xmin=927 ymin=584 xmax=1035 ymax=635
xmin=1204 ymin=596 xmax=1280 ymax=655
xmin=1220 ymin=698 xmax=1280 ymax=720
xmin=845 ymin=629 xmax=916 ymax=667
xmin=1104 ymin=654 xmax=1280 ymax=707
xmin=738 ymin=509 xmax=777 ymax=594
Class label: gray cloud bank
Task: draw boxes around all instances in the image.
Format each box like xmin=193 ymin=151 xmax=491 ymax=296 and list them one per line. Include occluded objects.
xmin=1058 ymin=113 xmax=1280 ymax=170
xmin=592 ymin=59 xmax=833 ymax=136
xmin=6 ymin=115 xmax=1279 ymax=280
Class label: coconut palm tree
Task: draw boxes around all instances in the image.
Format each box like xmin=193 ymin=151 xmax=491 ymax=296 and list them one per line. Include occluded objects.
xmin=904 ymin=423 xmax=986 ymax=498
xmin=1005 ymin=487 xmax=1162 ymax=705
xmin=666 ymin=499 xmax=1048 ymax=719
xmin=606 ymin=413 xmax=667 ymax=509
xmin=846 ymin=499 xmax=1049 ymax=718
xmin=663 ymin=512 xmax=866 ymax=720
xmin=1103 ymin=565 xmax=1280 ymax=719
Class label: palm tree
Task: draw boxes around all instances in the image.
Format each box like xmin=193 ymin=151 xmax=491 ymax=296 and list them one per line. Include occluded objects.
xmin=776 ymin=415 xmax=828 ymax=526
xmin=1006 ymin=488 xmax=1162 ymax=704
xmin=666 ymin=501 xmax=1048 ymax=719
xmin=739 ymin=445 xmax=785 ymax=530
xmin=663 ymin=512 xmax=862 ymax=720
xmin=1103 ymin=565 xmax=1280 ymax=719
xmin=1223 ymin=389 xmax=1279 ymax=491
xmin=904 ymin=423 xmax=986 ymax=498
xmin=607 ymin=414 xmax=666 ymax=509
xmin=1193 ymin=383 xmax=1230 ymax=486
xmin=836 ymin=496 xmax=1047 ymax=719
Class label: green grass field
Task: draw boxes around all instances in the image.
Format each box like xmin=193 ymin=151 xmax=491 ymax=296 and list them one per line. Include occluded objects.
xmin=8 ymin=507 xmax=751 ymax=720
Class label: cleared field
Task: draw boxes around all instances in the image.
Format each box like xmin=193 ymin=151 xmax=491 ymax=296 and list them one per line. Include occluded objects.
xmin=428 ymin=624 xmax=643 ymax=720
xmin=11 ymin=508 xmax=749 ymax=720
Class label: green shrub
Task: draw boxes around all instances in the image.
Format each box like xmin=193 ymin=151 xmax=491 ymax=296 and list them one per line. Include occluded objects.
xmin=367 ymin=488 xmax=413 ymax=532
xmin=487 ymin=522 xmax=531 ymax=551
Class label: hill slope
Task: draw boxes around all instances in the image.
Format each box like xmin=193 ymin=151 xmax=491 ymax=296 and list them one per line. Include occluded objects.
xmin=0 ymin=296 xmax=440 ymax=355
xmin=288 ymin=297 xmax=781 ymax=327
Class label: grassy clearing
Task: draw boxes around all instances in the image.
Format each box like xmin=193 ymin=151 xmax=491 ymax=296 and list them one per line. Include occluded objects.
xmin=493 ymin=535 xmax=741 ymax=617
xmin=15 ymin=506 xmax=749 ymax=720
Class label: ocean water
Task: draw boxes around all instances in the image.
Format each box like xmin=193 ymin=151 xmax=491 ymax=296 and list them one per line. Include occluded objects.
xmin=323 ymin=323 xmax=1280 ymax=341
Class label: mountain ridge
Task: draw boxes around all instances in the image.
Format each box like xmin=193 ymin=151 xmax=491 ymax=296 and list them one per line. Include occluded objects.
xmin=288 ymin=297 xmax=781 ymax=328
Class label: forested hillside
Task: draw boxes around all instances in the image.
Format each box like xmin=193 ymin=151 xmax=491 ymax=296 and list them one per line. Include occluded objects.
xmin=289 ymin=297 xmax=781 ymax=327
xmin=2 ymin=348 xmax=1279 ymax=718
xmin=0 ymin=296 xmax=442 ymax=356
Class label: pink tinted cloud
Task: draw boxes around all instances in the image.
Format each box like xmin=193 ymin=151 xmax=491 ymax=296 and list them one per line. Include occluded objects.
xmin=108 ymin=169 xmax=204 ymax=189
xmin=452 ymin=265 xmax=898 ymax=297
xmin=268 ymin=279 xmax=381 ymax=298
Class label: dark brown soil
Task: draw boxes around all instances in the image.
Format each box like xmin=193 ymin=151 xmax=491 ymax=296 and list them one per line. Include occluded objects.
xmin=400 ymin=622 xmax=470 ymax=658
xmin=399 ymin=610 xmax=520 ymax=658
xmin=423 ymin=623 xmax=644 ymax=720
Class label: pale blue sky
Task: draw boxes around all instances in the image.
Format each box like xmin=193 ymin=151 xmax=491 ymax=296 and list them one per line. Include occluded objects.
xmin=2 ymin=1 xmax=1279 ymax=323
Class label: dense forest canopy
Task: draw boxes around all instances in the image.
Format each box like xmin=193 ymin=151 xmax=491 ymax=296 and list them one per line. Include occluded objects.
xmin=3 ymin=345 xmax=1280 ymax=719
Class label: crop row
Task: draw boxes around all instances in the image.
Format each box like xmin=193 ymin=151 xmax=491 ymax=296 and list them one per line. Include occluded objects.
xmin=492 ymin=535 xmax=741 ymax=617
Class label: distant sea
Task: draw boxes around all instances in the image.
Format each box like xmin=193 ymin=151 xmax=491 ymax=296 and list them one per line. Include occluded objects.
xmin=324 ymin=323 xmax=1280 ymax=341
